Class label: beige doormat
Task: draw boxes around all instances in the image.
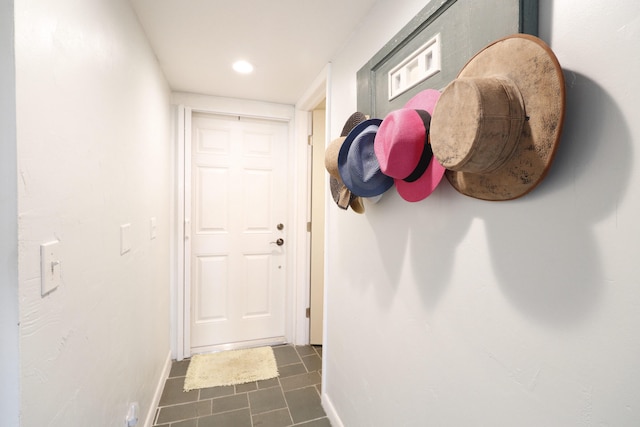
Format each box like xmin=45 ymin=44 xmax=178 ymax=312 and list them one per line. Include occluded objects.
xmin=183 ymin=346 xmax=279 ymax=391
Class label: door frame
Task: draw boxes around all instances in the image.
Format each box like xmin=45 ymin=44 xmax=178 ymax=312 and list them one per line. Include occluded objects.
xmin=296 ymin=66 xmax=331 ymax=344
xmin=173 ymin=93 xmax=301 ymax=360
xmin=293 ymin=64 xmax=331 ymax=346
xmin=294 ymin=62 xmax=331 ymax=396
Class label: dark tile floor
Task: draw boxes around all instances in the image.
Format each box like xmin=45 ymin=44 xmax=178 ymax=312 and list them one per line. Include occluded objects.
xmin=152 ymin=345 xmax=330 ymax=427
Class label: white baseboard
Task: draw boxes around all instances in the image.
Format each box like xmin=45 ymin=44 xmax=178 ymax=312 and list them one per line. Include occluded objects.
xmin=321 ymin=392 xmax=344 ymax=427
xmin=143 ymin=350 xmax=172 ymax=427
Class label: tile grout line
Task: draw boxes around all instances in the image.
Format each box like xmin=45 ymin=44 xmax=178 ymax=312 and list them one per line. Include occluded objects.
xmin=246 ymin=389 xmax=255 ymax=427
xmin=282 ymin=385 xmax=296 ymax=427
xmin=292 ymin=415 xmax=329 ymax=426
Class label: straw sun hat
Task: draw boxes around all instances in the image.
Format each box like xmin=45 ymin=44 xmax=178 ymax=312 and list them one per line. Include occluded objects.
xmin=324 ymin=112 xmax=368 ymax=213
xmin=430 ymin=34 xmax=566 ymax=201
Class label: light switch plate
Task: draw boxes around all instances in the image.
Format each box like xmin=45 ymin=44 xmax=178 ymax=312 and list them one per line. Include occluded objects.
xmin=41 ymin=240 xmax=61 ymax=296
xmin=120 ymin=223 xmax=131 ymax=255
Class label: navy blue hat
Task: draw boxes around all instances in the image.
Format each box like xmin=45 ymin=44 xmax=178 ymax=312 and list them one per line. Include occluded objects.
xmin=337 ymin=119 xmax=394 ymax=197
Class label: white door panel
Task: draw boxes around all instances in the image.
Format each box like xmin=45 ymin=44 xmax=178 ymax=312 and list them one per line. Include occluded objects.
xmin=190 ymin=112 xmax=288 ymax=351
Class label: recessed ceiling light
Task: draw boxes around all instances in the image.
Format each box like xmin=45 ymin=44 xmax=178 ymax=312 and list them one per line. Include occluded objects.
xmin=232 ymin=60 xmax=254 ymax=74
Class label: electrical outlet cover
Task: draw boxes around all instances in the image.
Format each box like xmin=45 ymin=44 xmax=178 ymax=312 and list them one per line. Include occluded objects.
xmin=125 ymin=402 xmax=139 ymax=427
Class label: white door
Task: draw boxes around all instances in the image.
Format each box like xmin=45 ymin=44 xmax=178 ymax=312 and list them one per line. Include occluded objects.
xmin=189 ymin=112 xmax=289 ymax=353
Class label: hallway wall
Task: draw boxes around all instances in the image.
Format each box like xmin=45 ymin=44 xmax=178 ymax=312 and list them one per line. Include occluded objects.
xmin=324 ymin=0 xmax=640 ymax=425
xmin=14 ymin=0 xmax=172 ymax=425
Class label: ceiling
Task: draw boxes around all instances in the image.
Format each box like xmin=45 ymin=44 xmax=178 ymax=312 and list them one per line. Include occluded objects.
xmin=128 ymin=0 xmax=379 ymax=105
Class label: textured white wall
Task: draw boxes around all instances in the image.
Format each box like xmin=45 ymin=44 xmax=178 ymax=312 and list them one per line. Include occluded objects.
xmin=324 ymin=0 xmax=640 ymax=425
xmin=14 ymin=0 xmax=172 ymax=426
xmin=0 ymin=0 xmax=19 ymax=426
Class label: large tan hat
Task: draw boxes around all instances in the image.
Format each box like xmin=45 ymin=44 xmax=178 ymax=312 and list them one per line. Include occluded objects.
xmin=430 ymin=34 xmax=566 ymax=201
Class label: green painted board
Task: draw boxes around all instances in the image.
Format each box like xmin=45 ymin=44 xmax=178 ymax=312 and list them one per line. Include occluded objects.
xmin=357 ymin=0 xmax=538 ymax=118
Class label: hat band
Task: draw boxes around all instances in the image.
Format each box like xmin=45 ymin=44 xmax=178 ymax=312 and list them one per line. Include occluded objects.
xmin=403 ymin=110 xmax=433 ymax=183
xmin=337 ymin=186 xmax=351 ymax=209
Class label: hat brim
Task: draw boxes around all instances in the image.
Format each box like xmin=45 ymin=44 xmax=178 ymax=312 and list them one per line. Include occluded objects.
xmin=395 ymin=158 xmax=446 ymax=202
xmin=350 ymin=194 xmax=365 ymax=213
xmin=325 ymin=137 xmax=346 ymax=178
xmin=404 ymin=88 xmax=441 ymax=111
xmin=443 ymin=34 xmax=566 ymax=201
xmin=395 ymin=89 xmax=445 ymax=202
xmin=328 ymin=175 xmax=366 ymax=213
xmin=325 ymin=112 xmax=367 ymax=212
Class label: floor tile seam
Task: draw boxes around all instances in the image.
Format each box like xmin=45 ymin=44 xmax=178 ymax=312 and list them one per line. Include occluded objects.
xmin=283 ymin=384 xmax=322 ymax=395
xmin=279 ymin=373 xmax=322 ymax=392
xmin=281 ymin=371 xmax=321 ymax=381
xmin=293 ymin=347 xmax=316 ymax=358
xmin=152 ymin=407 xmax=160 ymax=426
xmin=155 ymin=413 xmax=200 ymax=425
xmin=249 ymin=405 xmax=291 ymax=418
xmin=246 ymin=391 xmax=256 ymax=427
xmin=154 ymin=401 xmax=198 ymax=411
xmin=154 ymin=391 xmax=205 ymax=409
xmin=276 ymin=376 xmax=284 ymax=390
xmin=167 ymin=373 xmax=188 ymax=379
xmin=301 ymin=355 xmax=320 ymax=362
xmin=212 ymin=391 xmax=255 ymax=414
xmin=254 ymin=383 xmax=282 ymax=392
xmin=247 ymin=403 xmax=291 ymax=422
xmin=282 ymin=394 xmax=296 ymax=427
xmin=155 ymin=392 xmax=201 ymax=409
xmin=302 ymin=364 xmax=318 ymax=374
xmin=291 ymin=415 xmax=329 ymax=426
xmin=278 ymin=370 xmax=310 ymax=380
xmin=209 ymin=399 xmax=251 ymax=417
xmin=277 ymin=361 xmax=305 ymax=369
xmin=283 ymin=386 xmax=322 ymax=426
xmin=194 ymin=407 xmax=253 ymax=426
xmin=280 ymin=380 xmax=322 ymax=394
xmin=311 ymin=384 xmax=322 ymax=399
xmin=247 ymin=386 xmax=289 ymax=416
xmin=235 ymin=381 xmax=260 ymax=393
xmin=197 ymin=391 xmax=235 ymax=401
xmin=156 ymin=398 xmax=214 ymax=424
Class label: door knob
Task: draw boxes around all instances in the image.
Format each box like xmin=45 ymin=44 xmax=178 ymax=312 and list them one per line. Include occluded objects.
xmin=270 ymin=238 xmax=284 ymax=246
xmin=277 ymin=223 xmax=284 ymax=230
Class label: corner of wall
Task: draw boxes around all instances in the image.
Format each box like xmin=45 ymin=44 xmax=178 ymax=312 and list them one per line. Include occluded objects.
xmin=0 ymin=0 xmax=20 ymax=425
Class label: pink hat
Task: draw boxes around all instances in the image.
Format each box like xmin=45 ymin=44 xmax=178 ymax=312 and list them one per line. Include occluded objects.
xmin=374 ymin=89 xmax=445 ymax=202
